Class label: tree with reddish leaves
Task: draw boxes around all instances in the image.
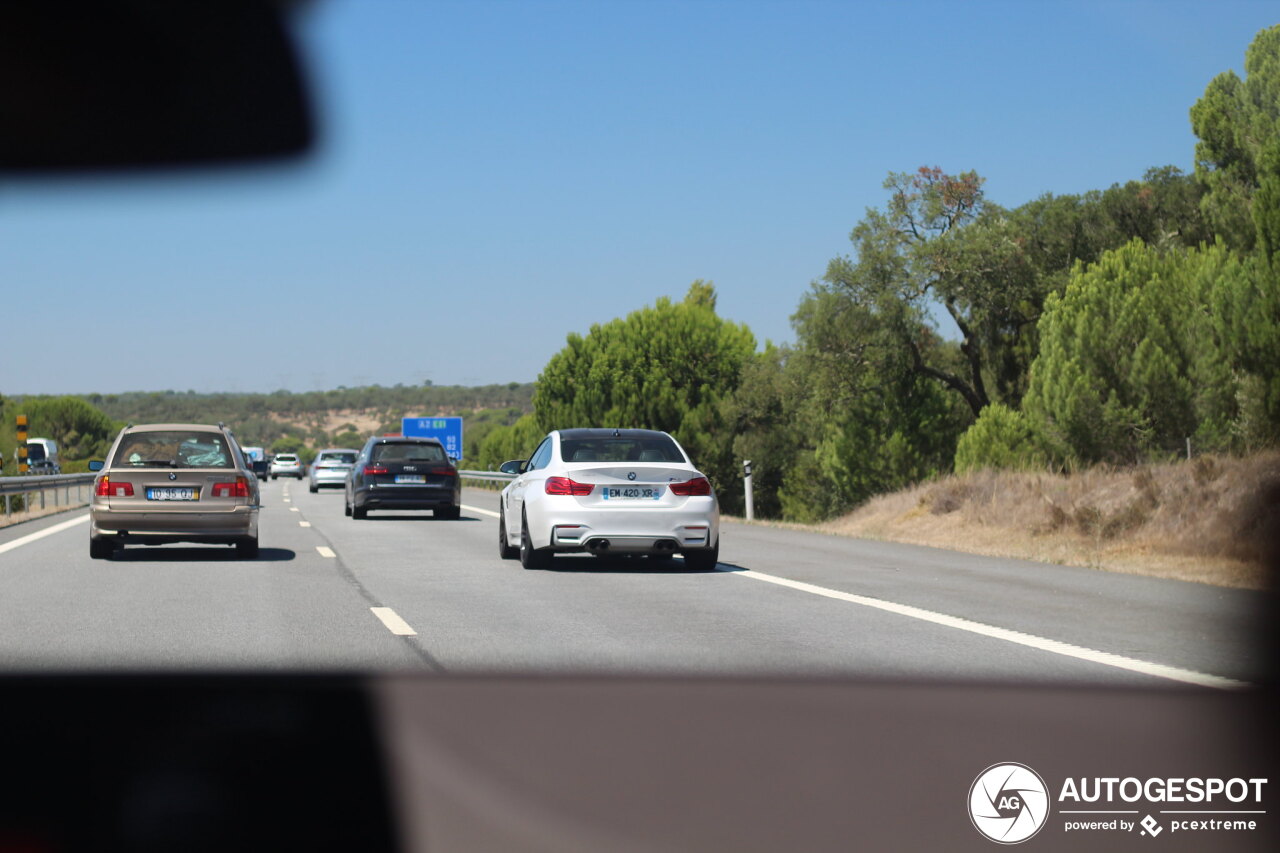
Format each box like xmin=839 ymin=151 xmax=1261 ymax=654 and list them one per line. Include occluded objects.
xmin=822 ymin=165 xmax=1030 ymax=419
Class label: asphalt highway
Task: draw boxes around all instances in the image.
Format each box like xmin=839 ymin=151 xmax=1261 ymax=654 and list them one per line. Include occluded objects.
xmin=0 ymin=480 xmax=1267 ymax=686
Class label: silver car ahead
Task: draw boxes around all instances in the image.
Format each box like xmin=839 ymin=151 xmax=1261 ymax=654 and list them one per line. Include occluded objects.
xmin=308 ymin=448 xmax=359 ymax=492
xmin=88 ymin=423 xmax=261 ymax=559
xmin=270 ymin=453 xmax=304 ymax=479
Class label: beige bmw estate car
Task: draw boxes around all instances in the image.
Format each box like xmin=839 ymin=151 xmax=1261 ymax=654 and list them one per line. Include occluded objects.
xmin=89 ymin=423 xmax=261 ymax=559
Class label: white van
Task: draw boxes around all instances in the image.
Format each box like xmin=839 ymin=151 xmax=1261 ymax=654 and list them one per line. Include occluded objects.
xmin=26 ymin=438 xmax=60 ymax=475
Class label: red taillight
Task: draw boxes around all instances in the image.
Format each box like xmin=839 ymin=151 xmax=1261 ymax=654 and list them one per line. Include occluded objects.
xmin=212 ymin=477 xmax=251 ymax=498
xmin=669 ymin=477 xmax=712 ymax=496
xmin=364 ymin=465 xmax=389 ymax=475
xmin=545 ymin=476 xmax=593 ymax=496
xmin=435 ymin=469 xmax=456 ymax=478
xmin=94 ymin=476 xmax=133 ymax=498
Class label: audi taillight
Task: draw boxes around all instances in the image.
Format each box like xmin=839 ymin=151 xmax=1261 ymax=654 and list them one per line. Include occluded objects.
xmin=364 ymin=465 xmax=389 ymax=475
xmin=212 ymin=477 xmax=251 ymax=498
xmin=95 ymin=476 xmax=133 ymax=497
xmin=545 ymin=477 xmax=593 ymax=496
xmin=669 ymin=477 xmax=712 ymax=496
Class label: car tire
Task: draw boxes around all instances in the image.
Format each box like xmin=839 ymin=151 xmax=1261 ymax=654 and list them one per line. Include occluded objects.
xmin=89 ymin=537 xmax=114 ymax=560
xmin=498 ymin=509 xmax=518 ymax=560
xmin=271 ymin=474 xmax=277 ymax=480
xmin=682 ymin=539 xmax=719 ymax=571
xmin=352 ymin=504 xmax=367 ymax=520
xmin=436 ymin=505 xmax=461 ymax=520
xmin=519 ymin=511 xmax=552 ymax=570
xmin=309 ymin=483 xmax=318 ymax=493
xmin=236 ymin=536 xmax=259 ymax=559
xmin=344 ymin=497 xmax=352 ymax=517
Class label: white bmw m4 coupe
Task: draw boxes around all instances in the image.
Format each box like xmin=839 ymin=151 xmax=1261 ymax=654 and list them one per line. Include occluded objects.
xmin=497 ymin=428 xmax=720 ymax=570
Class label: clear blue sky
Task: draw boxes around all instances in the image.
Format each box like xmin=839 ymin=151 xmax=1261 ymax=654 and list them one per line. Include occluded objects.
xmin=2 ymin=0 xmax=1275 ymax=395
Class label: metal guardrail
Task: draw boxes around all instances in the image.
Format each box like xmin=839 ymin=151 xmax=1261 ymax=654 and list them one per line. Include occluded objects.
xmin=0 ymin=472 xmax=97 ymax=518
xmin=457 ymin=470 xmax=516 ymax=483
xmin=0 ymin=469 xmax=514 ymax=518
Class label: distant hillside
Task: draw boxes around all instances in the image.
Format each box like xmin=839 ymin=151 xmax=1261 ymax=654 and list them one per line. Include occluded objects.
xmin=75 ymin=383 xmax=535 ymax=459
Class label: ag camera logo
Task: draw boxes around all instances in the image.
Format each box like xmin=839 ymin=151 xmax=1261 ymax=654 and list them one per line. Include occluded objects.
xmin=969 ymin=763 xmax=1050 ymax=844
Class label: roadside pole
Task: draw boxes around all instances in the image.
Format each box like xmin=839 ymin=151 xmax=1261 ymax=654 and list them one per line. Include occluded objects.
xmin=743 ymin=459 xmax=754 ymax=521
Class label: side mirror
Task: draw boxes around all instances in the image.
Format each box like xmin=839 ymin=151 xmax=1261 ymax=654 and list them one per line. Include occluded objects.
xmin=498 ymin=460 xmax=525 ymax=475
xmin=88 ymin=460 xmax=104 ymax=471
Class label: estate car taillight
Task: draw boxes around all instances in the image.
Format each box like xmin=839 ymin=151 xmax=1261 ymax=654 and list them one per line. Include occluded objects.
xmin=669 ymin=477 xmax=712 ymax=496
xmin=545 ymin=477 xmax=593 ymax=496
xmin=211 ymin=477 xmax=251 ymax=498
xmin=94 ymin=476 xmax=134 ymax=498
xmin=364 ymin=465 xmax=389 ymax=475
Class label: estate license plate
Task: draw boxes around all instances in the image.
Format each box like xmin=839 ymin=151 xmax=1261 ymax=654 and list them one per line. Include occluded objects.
xmin=147 ymin=487 xmax=199 ymax=501
xmin=602 ymin=486 xmax=662 ymax=501
xmin=395 ymin=474 xmax=426 ymax=484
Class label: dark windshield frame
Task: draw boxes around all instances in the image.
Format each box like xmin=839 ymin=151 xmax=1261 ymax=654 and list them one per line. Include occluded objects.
xmin=370 ymin=441 xmax=447 ymax=464
xmin=559 ymin=437 xmax=686 ymax=464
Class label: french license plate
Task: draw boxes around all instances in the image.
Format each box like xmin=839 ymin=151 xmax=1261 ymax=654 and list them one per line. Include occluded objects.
xmin=395 ymin=474 xmax=426 ymax=484
xmin=147 ymin=487 xmax=198 ymax=501
xmin=602 ymin=486 xmax=662 ymax=501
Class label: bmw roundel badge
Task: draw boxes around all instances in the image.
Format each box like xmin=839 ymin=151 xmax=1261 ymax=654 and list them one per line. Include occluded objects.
xmin=628 ymin=472 xmax=637 ymax=480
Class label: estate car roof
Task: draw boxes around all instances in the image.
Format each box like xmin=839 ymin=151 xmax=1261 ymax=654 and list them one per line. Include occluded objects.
xmin=118 ymin=423 xmax=234 ymax=432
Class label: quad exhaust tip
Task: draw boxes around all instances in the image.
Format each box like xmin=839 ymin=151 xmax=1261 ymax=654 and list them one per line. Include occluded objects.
xmin=585 ymin=538 xmax=680 ymax=553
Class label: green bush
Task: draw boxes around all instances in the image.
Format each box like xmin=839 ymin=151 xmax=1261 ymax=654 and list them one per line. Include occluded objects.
xmin=954 ymin=403 xmax=1048 ymax=473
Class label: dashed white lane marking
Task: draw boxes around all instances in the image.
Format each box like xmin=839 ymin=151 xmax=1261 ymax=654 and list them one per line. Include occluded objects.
xmin=315 ymin=546 xmax=336 ymax=558
xmin=299 ymin=521 xmax=311 ymax=528
xmin=0 ymin=514 xmax=89 ymax=556
xmin=461 ymin=504 xmax=500 ymax=519
xmin=720 ymin=568 xmax=1244 ymax=690
xmin=371 ymin=607 xmax=417 ymax=636
xmin=290 ymin=507 xmax=299 ymax=512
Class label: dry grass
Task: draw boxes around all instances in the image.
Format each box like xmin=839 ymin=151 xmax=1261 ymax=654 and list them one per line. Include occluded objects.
xmin=0 ymin=500 xmax=87 ymax=529
xmin=268 ymin=409 xmax=385 ymax=439
xmin=812 ymin=452 xmax=1280 ymax=590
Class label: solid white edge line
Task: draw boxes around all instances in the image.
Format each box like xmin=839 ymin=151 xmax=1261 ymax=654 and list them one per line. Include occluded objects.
xmin=0 ymin=513 xmax=90 ymax=556
xmin=315 ymin=546 xmax=336 ymax=558
xmin=721 ymin=568 xmax=1246 ymax=690
xmin=461 ymin=504 xmax=501 ymax=519
xmin=371 ymin=606 xmax=417 ymax=636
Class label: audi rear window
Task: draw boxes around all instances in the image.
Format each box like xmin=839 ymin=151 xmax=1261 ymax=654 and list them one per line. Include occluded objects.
xmin=560 ymin=437 xmax=685 ymax=463
xmin=112 ymin=432 xmax=233 ymax=469
xmin=371 ymin=443 xmax=446 ymax=463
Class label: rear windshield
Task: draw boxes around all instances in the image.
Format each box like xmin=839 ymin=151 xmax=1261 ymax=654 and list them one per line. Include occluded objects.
xmin=560 ymin=437 xmax=685 ymax=463
xmin=371 ymin=442 xmax=446 ymax=463
xmin=318 ymin=452 xmax=357 ymax=464
xmin=112 ymin=431 xmax=234 ymax=469
xmin=275 ymin=455 xmax=298 ymax=462
xmin=26 ymin=445 xmax=46 ymax=462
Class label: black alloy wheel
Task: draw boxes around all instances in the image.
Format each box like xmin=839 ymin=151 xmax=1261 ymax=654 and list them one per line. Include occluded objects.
xmin=519 ymin=511 xmax=551 ymax=570
xmin=498 ymin=509 xmax=518 ymax=560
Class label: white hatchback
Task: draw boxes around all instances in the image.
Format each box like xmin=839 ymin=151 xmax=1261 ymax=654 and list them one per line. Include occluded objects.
xmin=497 ymin=428 xmax=719 ymax=570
